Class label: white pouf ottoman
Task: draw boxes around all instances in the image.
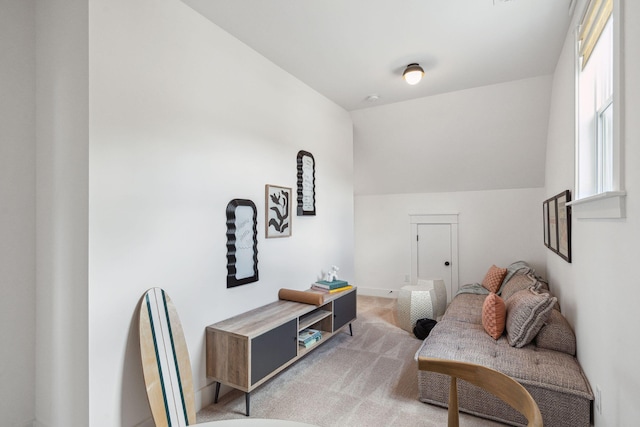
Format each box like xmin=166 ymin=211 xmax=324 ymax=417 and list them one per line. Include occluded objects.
xmin=397 ymin=280 xmax=448 ymax=333
xmin=417 ymin=278 xmax=447 ymax=319
xmin=397 ymin=285 xmax=437 ymax=333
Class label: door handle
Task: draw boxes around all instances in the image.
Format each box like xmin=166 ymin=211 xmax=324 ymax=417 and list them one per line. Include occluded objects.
xmin=444 ymin=261 xmax=450 ymax=266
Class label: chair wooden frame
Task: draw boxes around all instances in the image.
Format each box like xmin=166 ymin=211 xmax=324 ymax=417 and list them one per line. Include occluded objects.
xmin=418 ymin=357 xmax=543 ymax=427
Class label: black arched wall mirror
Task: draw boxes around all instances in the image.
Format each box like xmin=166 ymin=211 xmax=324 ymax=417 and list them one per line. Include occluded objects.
xmin=226 ymin=199 xmax=259 ymax=287
xmin=297 ymin=150 xmax=316 ymax=216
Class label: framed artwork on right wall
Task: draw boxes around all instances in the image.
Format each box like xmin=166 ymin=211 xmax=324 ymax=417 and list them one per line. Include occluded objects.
xmin=543 ymin=190 xmax=572 ymax=263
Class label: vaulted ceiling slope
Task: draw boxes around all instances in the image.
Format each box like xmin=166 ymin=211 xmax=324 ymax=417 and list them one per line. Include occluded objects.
xmin=182 ymin=0 xmax=572 ymax=111
xmin=182 ymin=0 xmax=572 ymax=195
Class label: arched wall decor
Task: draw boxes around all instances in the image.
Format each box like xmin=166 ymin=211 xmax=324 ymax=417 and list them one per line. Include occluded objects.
xmin=297 ymin=150 xmax=316 ymax=216
xmin=226 ymin=199 xmax=259 ymax=288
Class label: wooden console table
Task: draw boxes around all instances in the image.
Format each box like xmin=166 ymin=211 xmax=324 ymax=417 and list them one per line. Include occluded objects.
xmin=206 ymin=287 xmax=357 ymax=416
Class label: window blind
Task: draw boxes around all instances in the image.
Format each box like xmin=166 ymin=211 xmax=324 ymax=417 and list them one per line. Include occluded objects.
xmin=578 ymin=0 xmax=613 ymax=69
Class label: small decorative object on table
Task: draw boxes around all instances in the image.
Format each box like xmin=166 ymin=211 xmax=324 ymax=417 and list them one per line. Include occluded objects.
xmin=325 ymin=265 xmax=339 ymax=282
xmin=312 ymin=267 xmax=351 ymax=294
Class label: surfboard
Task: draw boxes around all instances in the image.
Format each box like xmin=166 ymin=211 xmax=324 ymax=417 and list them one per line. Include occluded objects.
xmin=139 ymin=288 xmax=196 ymax=427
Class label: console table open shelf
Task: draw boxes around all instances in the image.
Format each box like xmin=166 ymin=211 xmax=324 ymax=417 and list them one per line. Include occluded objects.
xmin=206 ymin=287 xmax=357 ymax=416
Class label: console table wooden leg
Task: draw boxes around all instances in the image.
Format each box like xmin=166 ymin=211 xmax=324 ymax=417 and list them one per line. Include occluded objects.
xmin=245 ymin=392 xmax=250 ymax=416
xmin=214 ymin=382 xmax=221 ymax=403
xmin=349 ymin=323 xmax=353 ymax=336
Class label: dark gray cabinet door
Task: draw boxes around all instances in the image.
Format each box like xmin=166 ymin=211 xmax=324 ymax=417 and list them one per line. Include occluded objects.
xmin=250 ymin=319 xmax=297 ymax=385
xmin=333 ymin=290 xmax=356 ymax=332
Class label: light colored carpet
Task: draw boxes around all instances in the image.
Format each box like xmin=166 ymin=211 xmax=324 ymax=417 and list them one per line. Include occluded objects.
xmin=197 ymin=295 xmax=501 ymax=427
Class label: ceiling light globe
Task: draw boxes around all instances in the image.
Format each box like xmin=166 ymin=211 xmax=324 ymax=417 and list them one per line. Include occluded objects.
xmin=403 ymin=63 xmax=424 ymax=85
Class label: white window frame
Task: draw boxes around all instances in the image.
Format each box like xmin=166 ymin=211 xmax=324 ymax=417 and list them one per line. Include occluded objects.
xmin=596 ymin=96 xmax=613 ymax=193
xmin=569 ymin=0 xmax=626 ymax=219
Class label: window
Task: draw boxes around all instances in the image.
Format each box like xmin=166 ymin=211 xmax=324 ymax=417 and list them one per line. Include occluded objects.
xmin=572 ymin=0 xmax=625 ymax=218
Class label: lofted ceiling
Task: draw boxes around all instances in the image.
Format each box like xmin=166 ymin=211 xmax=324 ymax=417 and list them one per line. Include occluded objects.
xmin=182 ymin=0 xmax=574 ymax=112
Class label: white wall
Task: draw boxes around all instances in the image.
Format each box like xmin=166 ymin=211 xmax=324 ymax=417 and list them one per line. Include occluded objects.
xmin=88 ymin=0 xmax=354 ymax=426
xmin=544 ymin=1 xmax=640 ymax=425
xmin=355 ymin=188 xmax=546 ymax=297
xmin=353 ymin=76 xmax=551 ymax=298
xmin=35 ymin=0 xmax=90 ymax=426
xmin=352 ymin=76 xmax=552 ymax=195
xmin=0 ymin=1 xmax=36 ymax=426
xmin=17 ymin=0 xmax=638 ymax=425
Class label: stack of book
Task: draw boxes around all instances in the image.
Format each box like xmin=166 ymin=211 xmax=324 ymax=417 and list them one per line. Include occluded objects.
xmin=298 ymin=328 xmax=322 ymax=349
xmin=311 ymin=279 xmax=353 ymax=294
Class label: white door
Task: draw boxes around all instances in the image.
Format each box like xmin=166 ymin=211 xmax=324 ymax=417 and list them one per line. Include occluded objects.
xmin=417 ymin=224 xmax=452 ymax=301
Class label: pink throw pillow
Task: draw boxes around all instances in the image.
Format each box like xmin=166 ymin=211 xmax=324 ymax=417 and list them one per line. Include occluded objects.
xmin=482 ymin=264 xmax=508 ymax=293
xmin=482 ymin=292 xmax=506 ymax=340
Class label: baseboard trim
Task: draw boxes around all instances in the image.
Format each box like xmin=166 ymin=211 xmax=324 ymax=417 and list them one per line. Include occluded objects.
xmin=196 ymin=381 xmax=229 ymax=412
xmin=132 ymin=417 xmax=155 ymax=427
xmin=356 ymin=287 xmax=399 ymax=299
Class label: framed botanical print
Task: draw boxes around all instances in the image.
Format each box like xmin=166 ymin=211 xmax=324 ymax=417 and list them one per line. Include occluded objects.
xmin=265 ymin=185 xmax=292 ymax=238
xmin=226 ymin=199 xmax=259 ymax=287
xmin=297 ymin=150 xmax=316 ymax=216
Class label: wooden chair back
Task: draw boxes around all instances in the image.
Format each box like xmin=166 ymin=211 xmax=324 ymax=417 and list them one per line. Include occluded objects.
xmin=418 ymin=357 xmax=543 ymax=427
xmin=139 ymin=288 xmax=197 ymax=427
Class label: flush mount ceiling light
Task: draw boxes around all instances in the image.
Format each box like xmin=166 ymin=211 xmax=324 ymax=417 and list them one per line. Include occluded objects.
xmin=402 ymin=63 xmax=424 ymax=85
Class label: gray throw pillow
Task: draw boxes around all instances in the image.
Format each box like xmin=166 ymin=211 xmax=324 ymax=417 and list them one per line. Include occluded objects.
xmin=500 ymin=273 xmax=537 ymax=301
xmin=535 ymin=309 xmax=576 ymax=355
xmin=505 ymin=288 xmax=557 ymax=348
